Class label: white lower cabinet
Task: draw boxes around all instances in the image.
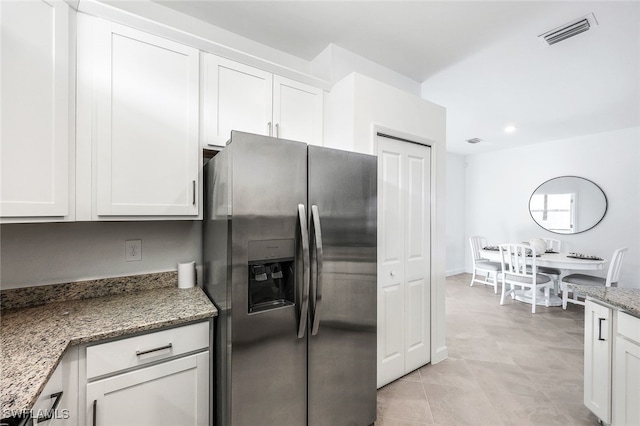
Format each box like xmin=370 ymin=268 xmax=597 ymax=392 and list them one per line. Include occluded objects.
xmin=82 ymin=321 xmax=210 ymax=426
xmin=584 ymin=299 xmax=613 ymax=423
xmin=31 ymin=347 xmax=79 ymax=426
xmin=584 ymin=300 xmax=640 ymax=426
xmin=613 ymin=312 xmax=640 ymax=426
xmin=86 ymin=352 xmax=209 ymax=426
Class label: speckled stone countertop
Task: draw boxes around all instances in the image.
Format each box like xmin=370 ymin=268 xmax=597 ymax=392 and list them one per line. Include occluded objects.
xmin=0 ymin=272 xmax=217 ymax=417
xmin=567 ymin=284 xmax=640 ymax=318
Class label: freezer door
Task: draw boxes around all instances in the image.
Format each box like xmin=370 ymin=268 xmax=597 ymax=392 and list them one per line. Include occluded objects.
xmin=308 ymin=146 xmax=377 ymax=426
xmin=227 ymin=131 xmax=308 ymax=426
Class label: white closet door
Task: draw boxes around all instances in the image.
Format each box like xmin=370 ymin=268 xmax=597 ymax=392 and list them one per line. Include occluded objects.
xmin=403 ymin=142 xmax=431 ymax=372
xmin=377 ymin=135 xmax=431 ymax=388
xmin=377 ymin=137 xmax=406 ymax=387
xmin=0 ymin=0 xmax=70 ymax=218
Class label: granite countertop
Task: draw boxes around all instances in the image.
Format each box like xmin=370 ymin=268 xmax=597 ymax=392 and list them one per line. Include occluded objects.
xmin=567 ymin=284 xmax=640 ymax=318
xmin=0 ymin=272 xmax=217 ymax=417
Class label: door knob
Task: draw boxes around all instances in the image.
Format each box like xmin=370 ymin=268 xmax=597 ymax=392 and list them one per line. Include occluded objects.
xmin=390 ymin=271 xmax=395 ymax=276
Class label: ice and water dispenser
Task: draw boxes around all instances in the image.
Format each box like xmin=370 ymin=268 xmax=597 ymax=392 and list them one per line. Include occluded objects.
xmin=247 ymin=239 xmax=295 ymax=313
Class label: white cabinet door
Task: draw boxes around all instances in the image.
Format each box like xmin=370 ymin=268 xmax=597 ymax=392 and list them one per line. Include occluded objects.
xmin=32 ymin=347 xmax=78 ymax=426
xmin=273 ymin=75 xmax=323 ymax=146
xmin=614 ymin=313 xmax=640 ymax=426
xmin=377 ymin=135 xmax=431 ymax=387
xmin=584 ymin=300 xmax=612 ymax=424
xmin=86 ymin=351 xmax=209 ymax=426
xmin=0 ymin=0 xmax=72 ymax=220
xmin=92 ymin=20 xmax=200 ymax=217
xmin=202 ymin=54 xmax=272 ymax=147
xmin=403 ymin=141 xmax=432 ymax=373
xmin=202 ymin=54 xmax=324 ymax=147
xmin=377 ymin=141 xmax=406 ymax=387
xmin=614 ymin=337 xmax=640 ymax=426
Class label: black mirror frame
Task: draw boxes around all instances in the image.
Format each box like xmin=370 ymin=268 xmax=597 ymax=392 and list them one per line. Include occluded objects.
xmin=529 ymin=175 xmax=608 ymax=235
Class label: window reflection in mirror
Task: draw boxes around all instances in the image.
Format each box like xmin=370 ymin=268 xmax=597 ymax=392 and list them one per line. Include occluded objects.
xmin=529 ymin=176 xmax=607 ymax=234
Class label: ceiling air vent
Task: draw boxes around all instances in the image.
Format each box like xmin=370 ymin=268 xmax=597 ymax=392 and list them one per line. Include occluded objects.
xmin=466 ymin=138 xmax=482 ymax=144
xmin=538 ymin=13 xmax=598 ymax=46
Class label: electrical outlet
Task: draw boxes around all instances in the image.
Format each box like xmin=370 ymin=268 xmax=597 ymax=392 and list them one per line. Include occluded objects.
xmin=125 ymin=240 xmax=142 ymax=262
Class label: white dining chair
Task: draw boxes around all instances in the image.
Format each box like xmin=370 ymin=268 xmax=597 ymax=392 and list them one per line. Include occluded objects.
xmin=561 ymin=247 xmax=628 ymax=309
xmin=538 ymin=237 xmax=562 ymax=293
xmin=469 ymin=236 xmax=501 ymax=293
xmin=499 ymin=243 xmax=551 ymax=314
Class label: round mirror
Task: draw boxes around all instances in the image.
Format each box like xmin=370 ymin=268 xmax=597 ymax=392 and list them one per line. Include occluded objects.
xmin=529 ymin=176 xmax=607 ymax=234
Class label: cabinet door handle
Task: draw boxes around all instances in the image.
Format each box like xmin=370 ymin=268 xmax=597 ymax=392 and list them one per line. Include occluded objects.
xmin=598 ymin=317 xmax=606 ymax=341
xmin=36 ymin=391 xmax=63 ymax=423
xmin=267 ymin=121 xmax=272 ymax=136
xmin=275 ymin=123 xmax=279 ymax=138
xmin=92 ymin=399 xmax=97 ymax=426
xmin=192 ymin=180 xmax=196 ymax=206
xmin=136 ymin=343 xmax=173 ymax=357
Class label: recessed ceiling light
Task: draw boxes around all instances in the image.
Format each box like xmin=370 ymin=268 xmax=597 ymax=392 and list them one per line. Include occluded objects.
xmin=504 ymin=125 xmax=517 ymax=133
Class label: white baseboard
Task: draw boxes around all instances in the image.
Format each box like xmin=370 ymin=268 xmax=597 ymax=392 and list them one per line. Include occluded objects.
xmin=445 ymin=268 xmax=465 ymax=277
xmin=431 ymin=345 xmax=449 ymax=365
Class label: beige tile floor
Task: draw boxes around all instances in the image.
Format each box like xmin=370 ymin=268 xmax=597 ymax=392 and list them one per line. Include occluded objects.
xmin=376 ymin=273 xmax=602 ymax=426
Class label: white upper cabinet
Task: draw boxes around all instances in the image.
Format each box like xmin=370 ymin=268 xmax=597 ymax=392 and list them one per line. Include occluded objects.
xmin=0 ymin=0 xmax=74 ymax=221
xmin=202 ymin=55 xmax=272 ymax=146
xmin=78 ymin=17 xmax=201 ymax=219
xmin=202 ymin=54 xmax=323 ymax=147
xmin=273 ymin=75 xmax=324 ymax=146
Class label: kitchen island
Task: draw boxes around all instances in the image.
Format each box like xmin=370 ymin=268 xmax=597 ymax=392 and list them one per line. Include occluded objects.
xmin=0 ymin=272 xmax=216 ymax=421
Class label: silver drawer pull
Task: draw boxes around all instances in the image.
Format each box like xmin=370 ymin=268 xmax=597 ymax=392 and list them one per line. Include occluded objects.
xmin=136 ymin=343 xmax=173 ymax=357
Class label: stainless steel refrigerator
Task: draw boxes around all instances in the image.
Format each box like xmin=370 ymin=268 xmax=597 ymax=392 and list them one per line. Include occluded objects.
xmin=203 ymin=131 xmax=377 ymax=426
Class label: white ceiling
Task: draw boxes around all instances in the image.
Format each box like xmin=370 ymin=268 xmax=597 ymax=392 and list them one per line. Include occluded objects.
xmin=154 ymin=1 xmax=640 ymax=155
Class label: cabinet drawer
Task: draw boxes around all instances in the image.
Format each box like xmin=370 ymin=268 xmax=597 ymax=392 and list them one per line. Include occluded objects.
xmin=86 ymin=321 xmax=209 ymax=379
xmin=618 ymin=311 xmax=640 ymax=344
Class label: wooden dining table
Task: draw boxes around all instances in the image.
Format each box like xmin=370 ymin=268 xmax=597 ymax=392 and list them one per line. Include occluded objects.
xmin=480 ymin=248 xmax=606 ymax=307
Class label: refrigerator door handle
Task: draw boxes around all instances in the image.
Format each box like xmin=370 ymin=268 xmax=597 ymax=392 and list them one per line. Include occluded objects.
xmin=310 ymin=204 xmax=324 ymax=336
xmin=297 ymin=203 xmax=310 ymax=338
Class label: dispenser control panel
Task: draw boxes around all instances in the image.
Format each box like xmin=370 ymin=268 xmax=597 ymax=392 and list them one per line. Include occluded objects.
xmin=247 ymin=239 xmax=295 ymax=314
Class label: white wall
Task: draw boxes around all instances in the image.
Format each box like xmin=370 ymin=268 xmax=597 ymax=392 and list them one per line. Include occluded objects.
xmin=464 ymin=127 xmax=640 ymax=288
xmin=324 ymin=72 xmax=448 ymax=363
xmin=445 ymin=153 xmax=466 ymax=276
xmin=0 ymin=221 xmax=202 ymax=289
xmin=311 ymin=44 xmax=421 ymax=97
